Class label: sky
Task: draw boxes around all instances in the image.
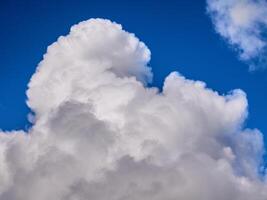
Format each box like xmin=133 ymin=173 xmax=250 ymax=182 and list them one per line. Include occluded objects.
xmin=0 ymin=0 xmax=267 ymax=199
xmin=1 ymin=0 xmax=267 ymax=141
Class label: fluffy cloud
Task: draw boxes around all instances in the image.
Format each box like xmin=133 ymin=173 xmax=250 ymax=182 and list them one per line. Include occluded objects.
xmin=0 ymin=18 xmax=266 ymax=200
xmin=207 ymin=0 xmax=267 ymax=70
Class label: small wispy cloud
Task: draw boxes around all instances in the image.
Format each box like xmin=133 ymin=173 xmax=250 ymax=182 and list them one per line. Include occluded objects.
xmin=207 ymin=0 xmax=267 ymax=70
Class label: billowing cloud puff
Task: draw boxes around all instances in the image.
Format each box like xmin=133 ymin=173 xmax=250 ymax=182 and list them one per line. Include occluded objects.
xmin=0 ymin=18 xmax=266 ymax=200
xmin=207 ymin=0 xmax=267 ymax=70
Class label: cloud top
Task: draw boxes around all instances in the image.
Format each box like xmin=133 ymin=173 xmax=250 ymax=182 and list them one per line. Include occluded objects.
xmin=27 ymin=19 xmax=152 ymax=116
xmin=0 ymin=19 xmax=266 ymax=200
xmin=207 ymin=0 xmax=267 ymax=70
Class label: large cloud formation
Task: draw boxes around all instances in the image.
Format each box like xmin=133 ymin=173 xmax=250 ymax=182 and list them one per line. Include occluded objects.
xmin=0 ymin=19 xmax=266 ymax=200
xmin=207 ymin=0 xmax=267 ymax=70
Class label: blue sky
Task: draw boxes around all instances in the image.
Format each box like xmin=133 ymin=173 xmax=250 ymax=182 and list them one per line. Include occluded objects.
xmin=1 ymin=1 xmax=267 ymax=198
xmin=0 ymin=0 xmax=267 ymax=145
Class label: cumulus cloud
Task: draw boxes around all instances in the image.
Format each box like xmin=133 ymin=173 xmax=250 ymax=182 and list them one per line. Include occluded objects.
xmin=0 ymin=18 xmax=266 ymax=200
xmin=207 ymin=0 xmax=267 ymax=70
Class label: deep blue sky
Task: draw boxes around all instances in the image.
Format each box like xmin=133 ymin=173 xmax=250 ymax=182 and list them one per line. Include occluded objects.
xmin=0 ymin=0 xmax=267 ymax=145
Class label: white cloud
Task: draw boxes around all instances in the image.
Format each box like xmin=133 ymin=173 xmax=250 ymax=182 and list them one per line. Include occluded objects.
xmin=207 ymin=0 xmax=267 ymax=70
xmin=0 ymin=18 xmax=266 ymax=200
